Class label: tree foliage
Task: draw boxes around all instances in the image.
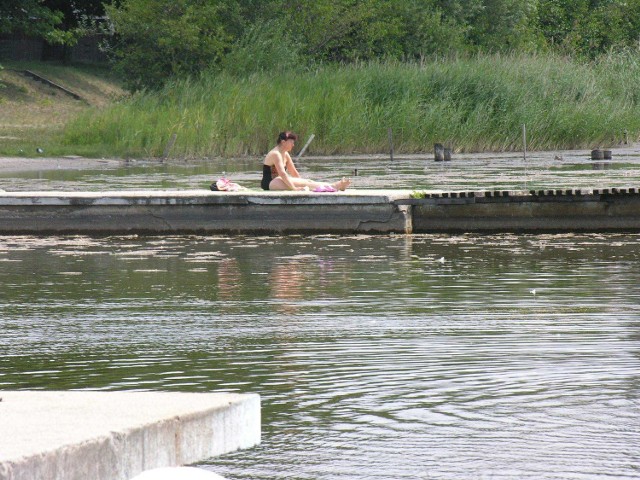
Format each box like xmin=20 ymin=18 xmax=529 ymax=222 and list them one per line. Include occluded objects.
xmin=0 ymin=0 xmax=112 ymax=46
xmin=105 ymin=0 xmax=239 ymax=90
xmin=0 ymin=0 xmax=64 ymax=38
xmin=536 ymin=0 xmax=640 ymax=56
xmin=100 ymin=0 xmax=640 ymax=89
xmin=42 ymin=0 xmax=110 ymax=45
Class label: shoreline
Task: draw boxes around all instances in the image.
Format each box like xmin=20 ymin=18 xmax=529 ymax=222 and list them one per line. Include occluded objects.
xmin=0 ymin=156 xmax=123 ymax=173
xmin=1 ymin=144 xmax=639 ymax=175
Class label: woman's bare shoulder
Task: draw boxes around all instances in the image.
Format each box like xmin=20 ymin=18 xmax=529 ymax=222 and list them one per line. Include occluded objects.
xmin=264 ymin=149 xmax=283 ymax=165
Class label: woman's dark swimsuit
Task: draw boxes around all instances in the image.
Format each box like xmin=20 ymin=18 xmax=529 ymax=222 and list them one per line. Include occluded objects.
xmin=261 ymin=164 xmax=278 ymax=190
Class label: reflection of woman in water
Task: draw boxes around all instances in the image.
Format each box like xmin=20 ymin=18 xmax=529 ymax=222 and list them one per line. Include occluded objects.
xmin=217 ymin=258 xmax=241 ymax=300
xmin=261 ymin=131 xmax=351 ymax=191
xmin=270 ymin=260 xmax=305 ymax=314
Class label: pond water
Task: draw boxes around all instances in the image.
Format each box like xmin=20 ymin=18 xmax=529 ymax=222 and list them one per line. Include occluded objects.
xmin=2 ymin=147 xmax=640 ymax=192
xmin=1 ymin=233 xmax=639 ymax=479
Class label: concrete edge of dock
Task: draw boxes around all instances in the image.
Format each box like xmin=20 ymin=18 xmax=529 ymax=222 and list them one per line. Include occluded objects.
xmin=0 ymin=390 xmax=260 ymax=480
xmin=2 ymin=187 xmax=640 ymax=233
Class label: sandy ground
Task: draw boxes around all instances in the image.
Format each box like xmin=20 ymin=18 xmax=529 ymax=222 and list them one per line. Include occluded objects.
xmin=0 ymin=156 xmax=122 ymax=173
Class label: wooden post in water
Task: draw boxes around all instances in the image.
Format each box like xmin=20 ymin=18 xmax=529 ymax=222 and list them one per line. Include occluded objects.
xmin=388 ymin=128 xmax=394 ymax=161
xmin=434 ymin=143 xmax=444 ymax=162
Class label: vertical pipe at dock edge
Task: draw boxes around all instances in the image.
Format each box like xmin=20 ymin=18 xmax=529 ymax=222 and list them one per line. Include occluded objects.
xmin=522 ymin=124 xmax=528 ymax=190
xmin=399 ymin=204 xmax=413 ymax=234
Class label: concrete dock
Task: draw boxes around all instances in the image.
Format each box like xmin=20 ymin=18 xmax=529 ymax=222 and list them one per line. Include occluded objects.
xmin=1 ymin=187 xmax=640 ymax=234
xmin=0 ymin=391 xmax=260 ymax=480
xmin=403 ymin=186 xmax=640 ymax=232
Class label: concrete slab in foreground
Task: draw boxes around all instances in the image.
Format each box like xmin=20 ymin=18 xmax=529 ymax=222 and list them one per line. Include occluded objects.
xmin=0 ymin=391 xmax=260 ymax=480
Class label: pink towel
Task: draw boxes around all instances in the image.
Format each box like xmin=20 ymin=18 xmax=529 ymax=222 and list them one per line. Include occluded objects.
xmin=216 ymin=178 xmax=243 ymax=191
xmin=313 ymin=185 xmax=337 ymax=193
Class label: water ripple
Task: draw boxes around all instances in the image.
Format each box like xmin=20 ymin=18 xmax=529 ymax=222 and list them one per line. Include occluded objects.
xmin=1 ymin=234 xmax=639 ymax=478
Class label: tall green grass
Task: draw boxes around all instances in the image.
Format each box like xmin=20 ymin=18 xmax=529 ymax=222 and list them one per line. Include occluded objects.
xmin=62 ymin=53 xmax=640 ymax=157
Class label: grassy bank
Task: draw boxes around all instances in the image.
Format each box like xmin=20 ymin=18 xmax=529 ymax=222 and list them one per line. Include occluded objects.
xmin=9 ymin=53 xmax=640 ymax=158
xmin=0 ymin=62 xmax=126 ymax=157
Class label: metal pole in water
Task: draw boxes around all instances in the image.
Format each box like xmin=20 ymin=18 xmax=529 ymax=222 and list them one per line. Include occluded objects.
xmin=523 ymin=124 xmax=528 ymax=190
xmin=295 ymin=134 xmax=315 ymax=161
xmin=388 ymin=128 xmax=394 ymax=161
xmin=523 ymin=124 xmax=527 ymax=162
xmin=163 ymin=133 xmax=177 ymax=160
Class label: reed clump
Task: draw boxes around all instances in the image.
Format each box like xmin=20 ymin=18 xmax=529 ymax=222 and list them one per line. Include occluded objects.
xmin=62 ymin=53 xmax=640 ymax=157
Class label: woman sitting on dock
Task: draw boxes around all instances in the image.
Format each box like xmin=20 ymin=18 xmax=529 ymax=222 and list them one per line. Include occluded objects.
xmin=261 ymin=131 xmax=351 ymax=191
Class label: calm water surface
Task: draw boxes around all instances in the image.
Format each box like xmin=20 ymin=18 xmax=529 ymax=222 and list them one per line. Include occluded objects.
xmin=1 ymin=234 xmax=639 ymax=479
xmin=3 ymin=147 xmax=640 ymax=191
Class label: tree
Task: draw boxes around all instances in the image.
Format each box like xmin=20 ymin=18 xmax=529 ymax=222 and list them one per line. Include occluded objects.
xmin=280 ymin=0 xmax=404 ymax=62
xmin=579 ymin=0 xmax=640 ymax=56
xmin=0 ymin=0 xmax=64 ymax=38
xmin=221 ymin=18 xmax=302 ymax=76
xmin=394 ymin=0 xmax=470 ymax=58
xmin=42 ymin=0 xmax=112 ymax=45
xmin=458 ymin=0 xmax=540 ymax=52
xmin=100 ymin=0 xmax=640 ymax=91
xmin=0 ymin=0 xmax=61 ymax=76
xmin=0 ymin=0 xmax=113 ymax=64
xmin=105 ymin=0 xmax=240 ymax=90
xmin=536 ymin=0 xmax=640 ymax=57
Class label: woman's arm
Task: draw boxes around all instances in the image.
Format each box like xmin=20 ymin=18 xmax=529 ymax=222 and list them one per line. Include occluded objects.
xmin=285 ymin=153 xmax=301 ymax=178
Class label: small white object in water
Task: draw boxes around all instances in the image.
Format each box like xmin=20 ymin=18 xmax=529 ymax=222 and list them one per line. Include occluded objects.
xmin=130 ymin=467 xmax=226 ymax=480
xmin=530 ymin=289 xmax=536 ymax=295
xmin=436 ymin=256 xmax=445 ymax=264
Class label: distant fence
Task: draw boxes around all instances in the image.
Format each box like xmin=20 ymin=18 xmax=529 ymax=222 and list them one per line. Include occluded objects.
xmin=0 ymin=33 xmax=109 ymax=64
